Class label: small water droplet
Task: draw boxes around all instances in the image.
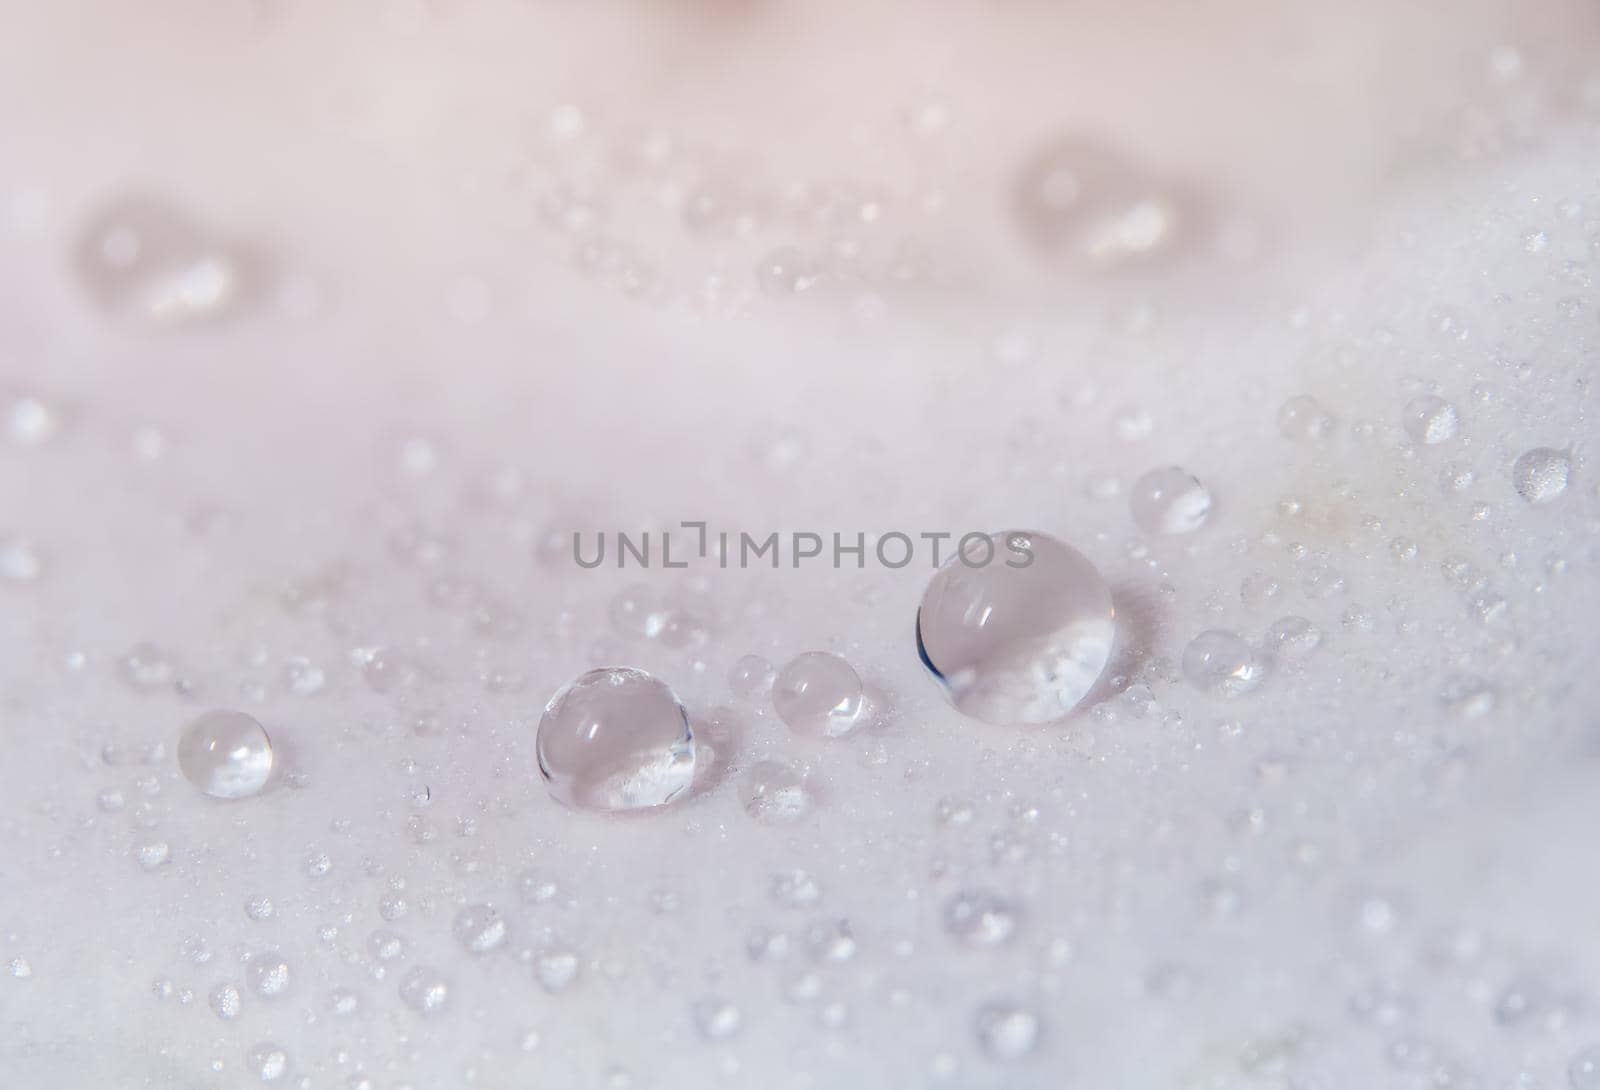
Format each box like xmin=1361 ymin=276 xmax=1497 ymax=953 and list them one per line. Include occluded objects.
xmin=1182 ymin=630 xmax=1264 ymax=696
xmin=1277 ymin=396 xmax=1336 ymax=442
xmin=691 ymin=997 xmax=743 ymax=1041
xmin=1265 ymin=616 xmax=1322 ymax=660
xmin=399 ymin=966 xmax=450 ymax=1015
xmin=1570 ymin=1044 xmax=1600 ymax=1089
xmin=772 ymin=652 xmax=863 ymax=738
xmin=1130 ymin=467 xmax=1212 ymax=534
xmin=973 ymin=1001 xmax=1040 ymax=1060
xmin=1401 ymin=396 xmax=1459 ymax=445
xmin=209 ymin=983 xmax=242 ymax=1020
xmin=727 ymin=654 xmax=775 ymax=699
xmin=739 ymin=760 xmax=814 ymax=825
xmin=246 ymin=1042 xmax=289 ymax=1082
xmin=942 ymin=891 xmax=1020 ymax=948
xmin=536 ymin=668 xmax=696 ymax=811
xmin=246 ymin=955 xmax=291 ymax=999
xmin=452 ymin=904 xmax=508 ymax=954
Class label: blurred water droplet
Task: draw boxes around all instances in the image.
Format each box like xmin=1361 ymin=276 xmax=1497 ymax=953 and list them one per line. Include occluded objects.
xmin=1277 ymin=396 xmax=1337 ymax=442
xmin=1182 ymin=630 xmax=1264 ymax=696
xmin=1402 ymin=396 xmax=1459 ymax=444
xmin=973 ymin=1001 xmax=1040 ymax=1060
xmin=452 ymin=904 xmax=508 ymax=954
xmin=399 ymin=966 xmax=450 ymax=1015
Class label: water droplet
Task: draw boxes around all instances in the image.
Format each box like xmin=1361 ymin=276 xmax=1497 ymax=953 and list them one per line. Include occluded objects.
xmin=916 ymin=531 xmax=1114 ymax=725
xmin=209 ymin=983 xmax=242 ymax=1020
xmin=1277 ymin=396 xmax=1336 ymax=442
xmin=1570 ymin=1044 xmax=1600 ymax=1089
xmin=119 ymin=642 xmax=175 ymax=691
xmin=727 ymin=654 xmax=775 ymax=699
xmin=1013 ymin=137 xmax=1184 ymax=266
xmin=247 ymin=955 xmax=291 ymax=999
xmin=399 ymin=966 xmax=450 ymax=1015
xmin=1402 ymin=396 xmax=1459 ymax=444
xmin=6 ymin=394 xmax=59 ymax=446
xmin=739 ymin=760 xmax=814 ymax=825
xmin=1265 ymin=616 xmax=1322 ymax=660
xmin=1130 ymin=467 xmax=1212 ymax=534
xmin=772 ymin=652 xmax=863 ymax=738
xmin=246 ymin=1042 xmax=289 ymax=1082
xmin=280 ymin=657 xmax=325 ymax=696
xmin=0 ymin=536 xmax=42 ymax=584
xmin=1512 ymin=447 xmax=1571 ymax=503
xmin=973 ymin=1001 xmax=1040 ymax=1061
xmin=691 ymin=997 xmax=743 ymax=1041
xmin=771 ymin=869 xmax=823 ymax=910
xmin=536 ymin=668 xmax=696 ymax=811
xmin=757 ymin=246 xmax=818 ymax=296
xmin=1439 ymin=462 xmax=1475 ymax=494
xmin=244 ymin=896 xmax=274 ymax=921
xmin=1182 ymin=630 xmax=1264 ymax=696
xmin=535 ymin=949 xmax=580 ymax=992
xmin=942 ymin=891 xmax=1020 ymax=948
xmin=452 ymin=904 xmax=508 ymax=954
xmin=74 ymin=193 xmax=254 ymax=327
xmin=178 ymin=710 xmax=274 ymax=800
xmin=133 ymin=840 xmax=170 ymax=869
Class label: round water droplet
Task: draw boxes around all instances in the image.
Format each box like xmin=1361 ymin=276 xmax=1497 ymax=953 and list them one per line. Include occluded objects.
xmin=399 ymin=966 xmax=450 ymax=1015
xmin=1512 ymin=447 xmax=1571 ymax=503
xmin=178 ymin=710 xmax=274 ymax=799
xmin=1265 ymin=616 xmax=1322 ymax=660
xmin=1182 ymin=630 xmax=1264 ymax=696
xmin=691 ymin=997 xmax=743 ymax=1041
xmin=536 ymin=667 xmax=696 ymax=811
xmin=1277 ymin=396 xmax=1336 ymax=442
xmin=1570 ymin=1044 xmax=1600 ymax=1089
xmin=916 ymin=531 xmax=1114 ymax=725
xmin=728 ymin=654 xmax=775 ymax=699
xmin=773 ymin=652 xmax=863 ymax=738
xmin=973 ymin=1001 xmax=1040 ymax=1061
xmin=452 ymin=904 xmax=508 ymax=954
xmin=247 ymin=955 xmax=291 ymax=999
xmin=1402 ymin=396 xmax=1459 ymax=444
xmin=209 ymin=983 xmax=242 ymax=1020
xmin=1130 ymin=467 xmax=1212 ymax=534
xmin=1013 ymin=137 xmax=1185 ymax=266
xmin=943 ymin=891 xmax=1020 ymax=949
xmin=740 ymin=760 xmax=814 ymax=825
xmin=247 ymin=1042 xmax=289 ymax=1082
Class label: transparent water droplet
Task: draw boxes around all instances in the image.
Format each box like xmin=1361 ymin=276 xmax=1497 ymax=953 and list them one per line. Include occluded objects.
xmin=609 ymin=584 xmax=667 ymax=640
xmin=119 ymin=642 xmax=175 ymax=691
xmin=399 ymin=966 xmax=450 ymax=1015
xmin=1265 ymin=616 xmax=1322 ymax=660
xmin=536 ymin=668 xmax=696 ymax=811
xmin=1570 ymin=1044 xmax=1600 ymax=1089
xmin=771 ymin=869 xmax=823 ymax=910
xmin=942 ymin=891 xmax=1020 ymax=948
xmin=772 ymin=652 xmax=863 ymax=738
xmin=1439 ymin=462 xmax=1475 ymax=494
xmin=727 ymin=654 xmax=775 ymax=699
xmin=1182 ymin=630 xmax=1264 ymax=696
xmin=1402 ymin=396 xmax=1459 ymax=444
xmin=739 ymin=760 xmax=814 ymax=825
xmin=973 ymin=1001 xmax=1040 ymax=1061
xmin=280 ymin=656 xmax=325 ymax=696
xmin=133 ymin=839 xmax=170 ymax=869
xmin=247 ymin=955 xmax=291 ymax=999
xmin=535 ymin=949 xmax=580 ymax=992
xmin=178 ymin=710 xmax=274 ymax=800
xmin=1013 ymin=137 xmax=1185 ymax=266
xmin=244 ymin=896 xmax=274 ymax=921
xmin=368 ymin=929 xmax=407 ymax=962
xmin=691 ymin=997 xmax=743 ymax=1041
xmin=1130 ymin=467 xmax=1212 ymax=534
xmin=1277 ymin=396 xmax=1336 ymax=442
xmin=452 ymin=904 xmax=508 ymax=954
xmin=74 ymin=193 xmax=254 ymax=327
xmin=916 ymin=531 xmax=1114 ymax=725
xmin=209 ymin=982 xmax=242 ymax=1020
xmin=1512 ymin=447 xmax=1571 ymax=503
xmin=0 ymin=536 xmax=42 ymax=584
xmin=6 ymin=394 xmax=59 ymax=447
xmin=246 ymin=1042 xmax=289 ymax=1082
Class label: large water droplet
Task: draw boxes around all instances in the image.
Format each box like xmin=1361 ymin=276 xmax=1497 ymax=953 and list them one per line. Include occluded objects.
xmin=772 ymin=652 xmax=863 ymax=738
xmin=1512 ymin=447 xmax=1571 ymax=503
xmin=1130 ymin=467 xmax=1212 ymax=534
xmin=536 ymin=667 xmax=696 ymax=811
xmin=916 ymin=531 xmax=1114 ymax=725
xmin=178 ymin=710 xmax=274 ymax=799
